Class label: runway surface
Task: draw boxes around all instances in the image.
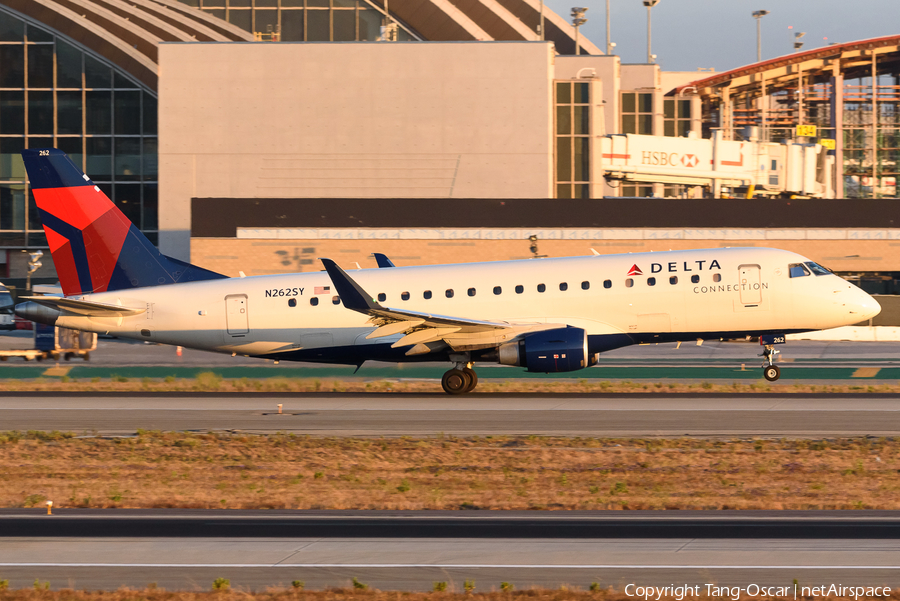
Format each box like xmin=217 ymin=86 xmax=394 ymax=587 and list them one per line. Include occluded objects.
xmin=1 ymin=511 xmax=899 ymax=590
xmin=1 ymin=393 xmax=898 ymax=436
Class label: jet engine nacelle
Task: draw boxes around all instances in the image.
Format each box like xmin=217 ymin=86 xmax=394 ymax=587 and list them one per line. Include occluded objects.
xmin=499 ymin=326 xmax=592 ymax=373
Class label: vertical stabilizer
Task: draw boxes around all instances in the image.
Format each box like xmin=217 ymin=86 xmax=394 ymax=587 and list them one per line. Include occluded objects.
xmin=22 ymin=148 xmax=226 ymax=296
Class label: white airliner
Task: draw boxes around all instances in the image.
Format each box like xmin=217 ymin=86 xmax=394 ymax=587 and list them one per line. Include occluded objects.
xmin=15 ymin=149 xmax=881 ymax=394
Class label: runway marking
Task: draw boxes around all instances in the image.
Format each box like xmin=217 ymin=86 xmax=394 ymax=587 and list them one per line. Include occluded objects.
xmin=0 ymin=563 xmax=898 ymax=569
xmin=852 ymin=368 xmax=881 ymax=378
xmin=42 ymin=367 xmax=71 ymax=377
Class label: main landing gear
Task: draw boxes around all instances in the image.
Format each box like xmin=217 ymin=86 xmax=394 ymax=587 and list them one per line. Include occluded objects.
xmin=441 ymin=363 xmax=478 ymax=395
xmin=760 ymin=345 xmax=781 ymax=381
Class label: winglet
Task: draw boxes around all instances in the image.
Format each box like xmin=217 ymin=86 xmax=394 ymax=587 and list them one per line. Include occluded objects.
xmin=373 ymin=253 xmax=396 ymax=268
xmin=320 ymin=258 xmax=379 ymax=312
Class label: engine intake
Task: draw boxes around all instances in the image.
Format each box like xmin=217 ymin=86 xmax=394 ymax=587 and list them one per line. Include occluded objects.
xmin=499 ymin=326 xmax=591 ymax=373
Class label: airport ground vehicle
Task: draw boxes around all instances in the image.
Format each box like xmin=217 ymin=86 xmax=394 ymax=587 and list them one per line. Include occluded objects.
xmin=0 ymin=284 xmax=14 ymax=331
xmin=15 ymin=149 xmax=880 ymax=393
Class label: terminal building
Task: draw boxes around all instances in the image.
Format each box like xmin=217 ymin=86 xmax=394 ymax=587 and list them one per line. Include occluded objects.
xmin=0 ymin=0 xmax=898 ymax=294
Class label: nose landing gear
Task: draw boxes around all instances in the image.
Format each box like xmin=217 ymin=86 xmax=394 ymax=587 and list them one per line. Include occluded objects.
xmin=760 ymin=345 xmax=780 ymax=381
xmin=441 ymin=362 xmax=478 ymax=395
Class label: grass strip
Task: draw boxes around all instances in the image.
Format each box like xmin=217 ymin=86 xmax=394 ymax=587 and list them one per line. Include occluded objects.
xmin=0 ymin=587 xmax=897 ymax=599
xmin=3 ymin=431 xmax=899 ymax=510
xmin=1 ymin=372 xmax=900 ymax=393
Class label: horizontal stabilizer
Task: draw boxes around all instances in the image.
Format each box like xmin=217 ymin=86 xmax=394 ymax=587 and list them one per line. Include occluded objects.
xmin=19 ymin=296 xmax=146 ymax=317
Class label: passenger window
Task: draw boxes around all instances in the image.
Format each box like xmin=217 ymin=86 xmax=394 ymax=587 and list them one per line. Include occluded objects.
xmin=424 ymin=290 xmax=432 ymax=299
xmin=603 ymin=280 xmax=611 ymax=289
xmin=647 ymin=277 xmax=656 ymax=286
xmin=581 ymin=281 xmax=590 ymax=290
xmin=401 ymin=291 xmax=410 ymax=301
xmin=669 ymin=276 xmax=677 ymax=285
xmin=789 ymin=264 xmax=810 ymax=278
xmin=537 ymin=283 xmax=546 ymax=292
xmin=377 ymin=293 xmax=386 ymax=302
xmin=712 ymin=273 xmax=721 ymax=283
xmin=691 ymin=275 xmax=699 ymax=284
xmin=559 ymin=282 xmax=568 ymax=291
xmin=625 ymin=278 xmax=634 ymax=288
xmin=804 ymin=261 xmax=832 ymax=276
xmin=493 ymin=286 xmax=502 ymax=295
xmin=288 ymin=298 xmax=297 ymax=307
xmin=446 ymin=289 xmax=454 ymax=298
xmin=310 ymin=297 xmax=318 ymax=306
xmin=332 ymin=296 xmax=341 ymax=305
xmin=515 ymin=285 xmax=524 ymax=294
xmin=468 ymin=288 xmax=476 ymax=297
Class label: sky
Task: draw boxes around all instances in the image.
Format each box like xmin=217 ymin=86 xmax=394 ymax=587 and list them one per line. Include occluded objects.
xmin=542 ymin=0 xmax=900 ymax=73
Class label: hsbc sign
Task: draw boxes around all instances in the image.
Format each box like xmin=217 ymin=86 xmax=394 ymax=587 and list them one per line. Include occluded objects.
xmin=640 ymin=150 xmax=700 ymax=168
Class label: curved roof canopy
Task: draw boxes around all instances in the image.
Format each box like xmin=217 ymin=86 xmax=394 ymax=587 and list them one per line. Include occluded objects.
xmin=674 ymin=34 xmax=900 ymax=98
xmin=5 ymin=0 xmax=601 ymax=91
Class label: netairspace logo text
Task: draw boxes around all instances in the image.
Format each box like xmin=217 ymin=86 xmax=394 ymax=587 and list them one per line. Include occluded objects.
xmin=625 ymin=583 xmax=893 ymax=600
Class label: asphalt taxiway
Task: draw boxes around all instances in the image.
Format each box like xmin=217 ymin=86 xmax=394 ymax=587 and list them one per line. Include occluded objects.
xmin=0 ymin=393 xmax=898 ymax=436
xmin=1 ymin=511 xmax=898 ymax=590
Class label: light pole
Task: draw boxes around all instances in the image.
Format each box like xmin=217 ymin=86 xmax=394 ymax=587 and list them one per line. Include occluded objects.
xmin=571 ymin=7 xmax=588 ymax=55
xmin=643 ymin=0 xmax=660 ymax=64
xmin=752 ymin=10 xmax=770 ymax=62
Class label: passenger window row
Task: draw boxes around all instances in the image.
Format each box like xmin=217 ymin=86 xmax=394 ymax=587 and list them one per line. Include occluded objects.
xmin=293 ymin=273 xmax=721 ymax=307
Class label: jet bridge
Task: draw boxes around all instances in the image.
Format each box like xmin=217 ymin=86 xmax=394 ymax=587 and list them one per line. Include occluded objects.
xmin=600 ymin=131 xmax=834 ymax=198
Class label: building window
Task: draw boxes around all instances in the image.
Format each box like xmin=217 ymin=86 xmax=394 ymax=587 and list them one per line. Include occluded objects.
xmin=0 ymin=8 xmax=158 ymax=248
xmin=663 ymin=98 xmax=691 ymax=137
xmin=185 ymin=0 xmax=421 ymax=42
xmin=621 ymin=92 xmax=653 ymax=134
xmin=620 ymin=184 xmax=654 ymax=198
xmin=555 ymin=81 xmax=590 ymax=199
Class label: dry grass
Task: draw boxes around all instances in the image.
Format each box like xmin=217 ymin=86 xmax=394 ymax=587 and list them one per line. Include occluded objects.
xmin=0 ymin=589 xmax=895 ymax=601
xmin=2 ymin=432 xmax=899 ymax=510
xmin=0 ymin=374 xmax=898 ymax=394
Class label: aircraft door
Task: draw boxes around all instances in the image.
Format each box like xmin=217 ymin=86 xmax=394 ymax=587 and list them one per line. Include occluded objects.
xmin=225 ymin=294 xmax=249 ymax=336
xmin=738 ymin=264 xmax=762 ymax=305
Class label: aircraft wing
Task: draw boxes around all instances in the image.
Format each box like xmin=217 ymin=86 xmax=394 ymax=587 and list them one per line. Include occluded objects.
xmin=19 ymin=296 xmax=146 ymax=317
xmin=320 ymin=258 xmax=562 ymax=353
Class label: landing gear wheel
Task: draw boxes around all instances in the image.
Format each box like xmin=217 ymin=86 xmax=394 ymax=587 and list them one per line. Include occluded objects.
xmin=462 ymin=367 xmax=478 ymax=393
xmin=763 ymin=365 xmax=780 ymax=382
xmin=441 ymin=369 xmax=471 ymax=395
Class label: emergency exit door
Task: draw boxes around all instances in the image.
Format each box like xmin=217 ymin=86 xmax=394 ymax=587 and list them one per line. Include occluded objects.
xmin=738 ymin=265 xmax=762 ymax=305
xmin=225 ymin=294 xmax=249 ymax=335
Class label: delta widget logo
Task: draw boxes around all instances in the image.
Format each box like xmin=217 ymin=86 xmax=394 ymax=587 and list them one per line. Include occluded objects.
xmin=627 ymin=264 xmax=643 ymax=276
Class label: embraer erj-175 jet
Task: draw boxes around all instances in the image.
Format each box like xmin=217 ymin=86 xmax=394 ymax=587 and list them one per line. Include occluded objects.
xmin=16 ymin=149 xmax=881 ymax=394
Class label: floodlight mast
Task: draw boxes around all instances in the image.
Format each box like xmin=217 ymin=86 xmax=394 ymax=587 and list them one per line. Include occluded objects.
xmin=571 ymin=7 xmax=588 ymax=55
xmin=643 ymin=0 xmax=660 ymax=63
xmin=752 ymin=10 xmax=770 ymax=62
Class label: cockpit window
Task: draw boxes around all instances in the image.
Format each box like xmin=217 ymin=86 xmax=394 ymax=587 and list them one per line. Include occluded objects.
xmin=804 ymin=261 xmax=832 ymax=276
xmin=789 ymin=263 xmax=810 ymax=278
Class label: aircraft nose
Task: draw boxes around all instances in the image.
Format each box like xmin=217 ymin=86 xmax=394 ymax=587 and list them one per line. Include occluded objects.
xmin=848 ymin=288 xmax=880 ymax=321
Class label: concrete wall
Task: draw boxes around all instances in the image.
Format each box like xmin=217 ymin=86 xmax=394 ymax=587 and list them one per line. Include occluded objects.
xmin=159 ymin=41 xmax=556 ymax=260
xmin=191 ymin=235 xmax=900 ymax=278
